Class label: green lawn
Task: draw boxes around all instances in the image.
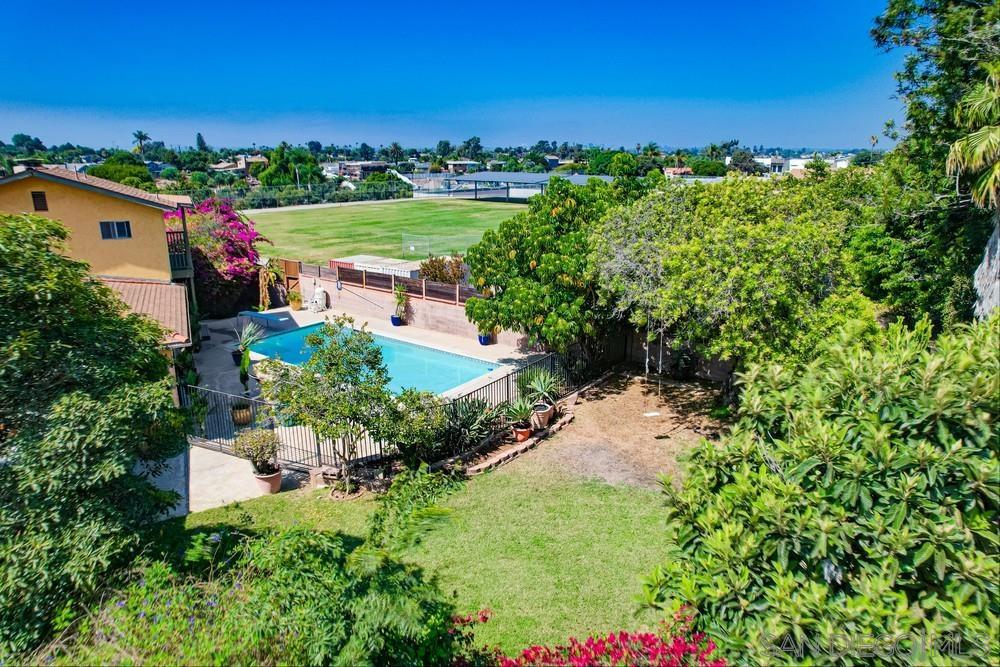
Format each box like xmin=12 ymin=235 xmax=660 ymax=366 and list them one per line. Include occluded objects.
xmin=249 ymin=199 xmax=524 ymax=263
xmin=151 ymin=462 xmax=670 ymax=654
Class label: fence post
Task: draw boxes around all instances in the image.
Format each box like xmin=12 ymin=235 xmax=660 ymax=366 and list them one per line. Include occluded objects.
xmin=455 ymin=283 xmax=460 ymax=305
xmin=362 ymin=270 xmax=366 ymax=289
xmin=421 ymin=278 xmax=426 ymax=299
xmin=315 ymin=427 xmax=323 ymax=466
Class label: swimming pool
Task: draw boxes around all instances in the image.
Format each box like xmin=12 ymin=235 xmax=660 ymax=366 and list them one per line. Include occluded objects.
xmin=250 ymin=324 xmax=497 ymax=395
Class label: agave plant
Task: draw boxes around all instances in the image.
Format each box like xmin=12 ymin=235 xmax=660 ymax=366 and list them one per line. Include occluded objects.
xmin=524 ymin=369 xmax=562 ymax=406
xmin=234 ymin=322 xmax=264 ymax=391
xmin=441 ymin=398 xmax=503 ymax=453
xmin=234 ymin=321 xmax=264 ymax=351
xmin=504 ymin=397 xmax=535 ymax=428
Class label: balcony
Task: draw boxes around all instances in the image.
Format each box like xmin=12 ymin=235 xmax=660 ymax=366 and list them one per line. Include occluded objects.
xmin=166 ymin=229 xmax=193 ymax=278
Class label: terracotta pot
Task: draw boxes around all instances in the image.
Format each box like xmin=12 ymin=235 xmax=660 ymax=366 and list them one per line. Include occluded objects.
xmin=531 ymin=403 xmax=554 ymax=429
xmin=512 ymin=426 xmax=533 ymax=442
xmin=254 ymin=469 xmax=282 ymax=494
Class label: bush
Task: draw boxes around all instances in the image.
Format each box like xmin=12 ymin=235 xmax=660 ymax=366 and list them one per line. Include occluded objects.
xmin=232 ymin=428 xmax=280 ymax=474
xmin=500 ymin=617 xmax=726 ymax=666
xmin=164 ymin=199 xmax=269 ymax=317
xmin=86 ymin=151 xmax=153 ymax=184
xmin=642 ymin=317 xmax=999 ymax=664
xmin=391 ymin=389 xmax=446 ymax=468
xmin=686 ymin=157 xmax=727 ymax=177
xmin=45 ymin=472 xmax=477 ymax=666
xmin=441 ymin=398 xmax=504 ymax=455
xmin=419 ymin=254 xmax=466 ymax=284
xmin=367 ymin=465 xmax=461 ymax=548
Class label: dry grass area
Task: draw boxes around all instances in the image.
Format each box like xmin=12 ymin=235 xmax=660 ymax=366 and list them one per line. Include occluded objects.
xmin=513 ymin=373 xmax=726 ymax=488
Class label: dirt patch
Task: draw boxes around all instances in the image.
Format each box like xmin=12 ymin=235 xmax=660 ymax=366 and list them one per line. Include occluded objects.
xmin=512 ymin=374 xmax=725 ymax=489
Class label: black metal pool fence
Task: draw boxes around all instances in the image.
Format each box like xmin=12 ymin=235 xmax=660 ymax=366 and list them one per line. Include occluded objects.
xmin=180 ymin=351 xmax=585 ymax=471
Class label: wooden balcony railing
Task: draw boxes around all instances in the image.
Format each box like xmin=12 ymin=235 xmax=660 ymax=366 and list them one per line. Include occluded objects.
xmin=166 ymin=229 xmax=192 ymax=275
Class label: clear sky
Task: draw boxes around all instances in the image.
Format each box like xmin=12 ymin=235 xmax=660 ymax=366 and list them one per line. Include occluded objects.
xmin=0 ymin=0 xmax=903 ymax=150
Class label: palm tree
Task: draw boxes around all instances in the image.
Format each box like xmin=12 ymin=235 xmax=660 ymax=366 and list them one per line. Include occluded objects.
xmin=947 ymin=62 xmax=1000 ymax=208
xmin=705 ymin=143 xmax=723 ymax=161
xmin=387 ymin=141 xmax=405 ymax=164
xmin=643 ymin=141 xmax=660 ymax=157
xmin=132 ymin=130 xmax=150 ymax=155
xmin=673 ymin=149 xmax=686 ymax=168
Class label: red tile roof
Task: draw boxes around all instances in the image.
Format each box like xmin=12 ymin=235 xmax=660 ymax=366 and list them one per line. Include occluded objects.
xmin=0 ymin=166 xmax=190 ymax=211
xmin=99 ymin=277 xmax=191 ymax=347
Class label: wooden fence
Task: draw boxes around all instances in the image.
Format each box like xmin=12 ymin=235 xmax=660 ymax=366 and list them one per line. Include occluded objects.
xmin=285 ymin=259 xmax=479 ymax=306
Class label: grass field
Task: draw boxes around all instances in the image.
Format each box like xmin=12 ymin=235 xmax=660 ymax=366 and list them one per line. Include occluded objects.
xmin=149 ymin=462 xmax=670 ymax=654
xmin=249 ymin=199 xmax=525 ymax=263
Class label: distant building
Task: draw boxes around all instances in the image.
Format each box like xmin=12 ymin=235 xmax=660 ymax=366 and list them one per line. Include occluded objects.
xmin=544 ymin=155 xmax=561 ymax=169
xmin=445 ymin=159 xmax=480 ymax=175
xmin=144 ymin=161 xmax=172 ymax=177
xmin=664 ymin=166 xmax=694 ymax=177
xmin=329 ymin=160 xmax=388 ymax=180
xmin=209 ymin=154 xmax=269 ymax=175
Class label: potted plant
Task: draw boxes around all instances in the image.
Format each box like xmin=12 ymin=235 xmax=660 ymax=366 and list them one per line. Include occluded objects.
xmin=233 ymin=428 xmax=282 ymax=493
xmin=231 ymin=399 xmax=253 ymax=426
xmin=391 ymin=283 xmax=408 ymax=326
xmin=232 ymin=322 xmax=264 ymax=365
xmin=523 ymin=369 xmax=562 ymax=429
xmin=288 ymin=290 xmax=303 ymax=310
xmin=477 ymin=331 xmax=492 ymax=346
xmin=505 ymin=397 xmax=535 ymax=442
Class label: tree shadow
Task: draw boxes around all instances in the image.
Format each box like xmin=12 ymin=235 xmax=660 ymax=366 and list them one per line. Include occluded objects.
xmin=141 ymin=515 xmax=366 ymax=575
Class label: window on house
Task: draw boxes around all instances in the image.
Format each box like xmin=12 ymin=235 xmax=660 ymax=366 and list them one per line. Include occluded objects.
xmin=31 ymin=191 xmax=47 ymax=211
xmin=99 ymin=220 xmax=132 ymax=239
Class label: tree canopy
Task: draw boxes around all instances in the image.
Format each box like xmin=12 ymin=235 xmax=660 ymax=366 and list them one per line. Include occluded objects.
xmin=592 ymin=175 xmax=880 ymax=372
xmin=643 ymin=315 xmax=999 ymax=664
xmin=0 ymin=214 xmax=186 ymax=655
xmin=464 ymin=177 xmax=620 ymax=355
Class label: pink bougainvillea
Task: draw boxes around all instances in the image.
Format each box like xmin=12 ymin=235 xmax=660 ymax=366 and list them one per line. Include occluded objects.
xmin=165 ymin=198 xmax=269 ymax=316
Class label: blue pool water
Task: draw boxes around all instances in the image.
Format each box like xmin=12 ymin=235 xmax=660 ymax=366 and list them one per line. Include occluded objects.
xmin=250 ymin=324 xmax=496 ymax=395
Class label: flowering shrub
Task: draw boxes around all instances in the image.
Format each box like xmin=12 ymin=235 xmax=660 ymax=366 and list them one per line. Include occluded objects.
xmin=165 ymin=198 xmax=269 ymax=316
xmin=499 ymin=615 xmax=724 ymax=667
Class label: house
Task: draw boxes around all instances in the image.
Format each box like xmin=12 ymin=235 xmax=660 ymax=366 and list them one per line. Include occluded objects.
xmin=544 ymin=155 xmax=561 ymax=169
xmin=445 ymin=159 xmax=480 ymax=174
xmin=331 ymin=160 xmax=389 ymax=180
xmin=0 ymin=165 xmax=196 ymax=514
xmin=663 ymin=166 xmax=694 ymax=177
xmin=209 ymin=154 xmax=269 ymax=176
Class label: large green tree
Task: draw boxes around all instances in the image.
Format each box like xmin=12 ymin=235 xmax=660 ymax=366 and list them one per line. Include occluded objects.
xmin=86 ymin=150 xmax=153 ymax=185
xmin=0 ymin=214 xmax=187 ymax=655
xmin=643 ymin=316 xmax=999 ymax=664
xmin=863 ymin=0 xmax=998 ymax=326
xmin=464 ymin=177 xmax=620 ymax=357
xmin=592 ymin=175 xmax=880 ymax=384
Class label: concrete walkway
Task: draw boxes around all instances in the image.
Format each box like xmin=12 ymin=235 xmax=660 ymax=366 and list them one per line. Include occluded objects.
xmin=189 ymin=446 xmax=305 ymax=513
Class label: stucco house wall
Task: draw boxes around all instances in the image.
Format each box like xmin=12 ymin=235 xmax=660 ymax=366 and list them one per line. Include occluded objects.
xmin=0 ymin=177 xmax=172 ymax=280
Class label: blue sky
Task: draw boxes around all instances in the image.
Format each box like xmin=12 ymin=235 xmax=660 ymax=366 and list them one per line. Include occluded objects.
xmin=0 ymin=0 xmax=903 ymax=150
